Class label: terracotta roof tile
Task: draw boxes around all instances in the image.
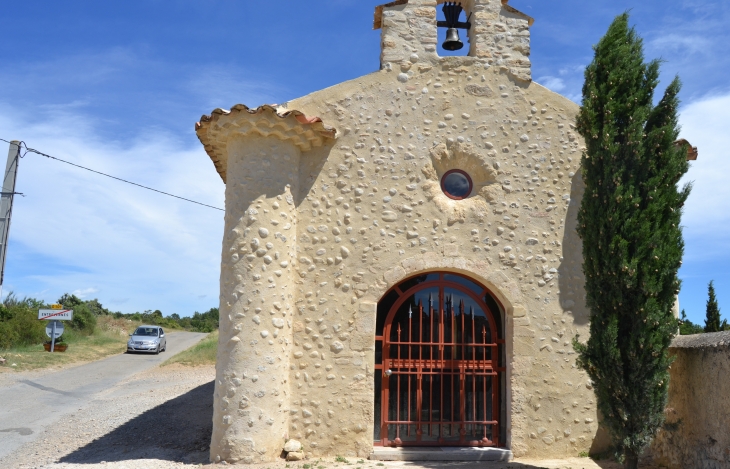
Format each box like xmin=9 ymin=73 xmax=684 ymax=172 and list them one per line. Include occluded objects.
xmin=196 ymin=105 xmax=336 ymax=183
xmin=675 ymin=139 xmax=698 ymax=161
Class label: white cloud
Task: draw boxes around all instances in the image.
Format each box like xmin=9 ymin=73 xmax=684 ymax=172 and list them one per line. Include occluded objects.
xmin=536 ymin=76 xmax=566 ymax=92
xmin=186 ymin=66 xmax=288 ymax=111
xmin=648 ymin=34 xmax=712 ymax=56
xmin=0 ymin=102 xmax=226 ymax=315
xmin=559 ymin=65 xmax=586 ymax=76
xmin=72 ymin=287 xmax=100 ymax=299
xmin=678 ymin=92 xmax=730 ymax=259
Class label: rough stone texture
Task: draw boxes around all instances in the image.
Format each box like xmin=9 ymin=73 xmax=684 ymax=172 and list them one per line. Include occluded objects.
xmin=285 ymin=451 xmax=305 ymax=461
xmin=208 ymin=134 xmax=305 ymax=464
xmin=377 ymin=0 xmax=534 ymax=83
xmin=650 ymin=332 xmax=730 ymax=469
xmin=197 ymin=0 xmax=604 ymax=463
xmin=283 ymin=439 xmax=303 ymax=453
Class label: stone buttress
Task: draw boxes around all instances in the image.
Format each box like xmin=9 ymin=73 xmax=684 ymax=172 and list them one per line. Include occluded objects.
xmin=196 ymin=106 xmax=336 ymax=463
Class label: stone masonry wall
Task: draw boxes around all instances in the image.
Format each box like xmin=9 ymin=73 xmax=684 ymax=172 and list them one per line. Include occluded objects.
xmin=379 ymin=0 xmax=533 ymax=82
xmin=650 ymin=331 xmax=730 ymax=469
xmin=282 ymin=61 xmax=598 ymax=458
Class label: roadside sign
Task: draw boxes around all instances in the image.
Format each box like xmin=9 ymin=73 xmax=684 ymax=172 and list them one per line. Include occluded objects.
xmin=38 ymin=309 xmax=73 ymax=320
xmin=45 ymin=320 xmax=64 ymax=339
xmin=50 ymin=304 xmax=63 ymax=310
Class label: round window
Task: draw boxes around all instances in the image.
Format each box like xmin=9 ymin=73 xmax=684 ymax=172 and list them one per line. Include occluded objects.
xmin=441 ymin=169 xmax=473 ymax=200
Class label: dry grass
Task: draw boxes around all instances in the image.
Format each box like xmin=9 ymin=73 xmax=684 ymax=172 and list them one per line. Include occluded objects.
xmin=162 ymin=330 xmax=217 ymax=367
xmin=0 ymin=316 xmax=142 ymax=372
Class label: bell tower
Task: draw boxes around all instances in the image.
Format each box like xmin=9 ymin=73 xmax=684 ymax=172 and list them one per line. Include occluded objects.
xmin=374 ymin=0 xmax=534 ymax=82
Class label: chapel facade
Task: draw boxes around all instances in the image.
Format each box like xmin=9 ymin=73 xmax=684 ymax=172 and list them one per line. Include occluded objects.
xmin=196 ymin=0 xmax=602 ymax=463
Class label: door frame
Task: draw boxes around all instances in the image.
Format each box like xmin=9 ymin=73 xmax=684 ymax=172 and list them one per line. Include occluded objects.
xmin=374 ymin=272 xmax=505 ymax=447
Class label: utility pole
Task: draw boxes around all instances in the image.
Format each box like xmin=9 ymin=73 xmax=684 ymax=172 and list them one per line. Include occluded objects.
xmin=0 ymin=141 xmax=21 ymax=303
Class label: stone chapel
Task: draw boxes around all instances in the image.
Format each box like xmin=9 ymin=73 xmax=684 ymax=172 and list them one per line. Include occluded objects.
xmin=196 ymin=0 xmax=606 ymax=463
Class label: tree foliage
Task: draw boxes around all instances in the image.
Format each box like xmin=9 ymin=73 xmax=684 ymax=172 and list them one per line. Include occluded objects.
xmin=704 ymin=281 xmax=722 ymax=333
xmin=1 ymin=290 xmax=219 ymax=349
xmin=572 ymin=13 xmax=690 ymax=468
xmin=0 ymin=293 xmax=47 ymax=349
xmin=679 ymin=309 xmax=703 ymax=335
xmin=58 ymin=294 xmax=96 ymax=334
xmin=189 ymin=308 xmax=220 ymax=333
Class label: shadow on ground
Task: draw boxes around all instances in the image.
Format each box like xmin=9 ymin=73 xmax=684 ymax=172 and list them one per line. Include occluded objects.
xmin=390 ymin=458 xmax=624 ymax=469
xmin=60 ymin=381 xmax=213 ymax=464
xmin=392 ymin=458 xmax=624 ymax=469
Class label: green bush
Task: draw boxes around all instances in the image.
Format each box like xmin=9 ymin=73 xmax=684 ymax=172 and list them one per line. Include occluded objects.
xmin=679 ymin=309 xmax=704 ymax=335
xmin=1 ymin=290 xmax=220 ymax=349
xmin=57 ymin=293 xmax=84 ymax=309
xmin=68 ymin=303 xmax=96 ymax=335
xmin=0 ymin=293 xmax=47 ymax=349
xmin=190 ymin=307 xmax=219 ymax=332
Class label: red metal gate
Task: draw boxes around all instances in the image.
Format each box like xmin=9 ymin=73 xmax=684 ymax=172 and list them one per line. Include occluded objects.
xmin=376 ymin=273 xmax=503 ymax=447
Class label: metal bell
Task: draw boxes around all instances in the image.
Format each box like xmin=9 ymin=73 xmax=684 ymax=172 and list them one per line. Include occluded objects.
xmin=443 ymin=27 xmax=464 ymax=51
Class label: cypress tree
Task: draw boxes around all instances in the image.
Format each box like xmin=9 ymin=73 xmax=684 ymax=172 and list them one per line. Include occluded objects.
xmin=572 ymin=13 xmax=691 ymax=469
xmin=704 ymin=281 xmax=721 ymax=332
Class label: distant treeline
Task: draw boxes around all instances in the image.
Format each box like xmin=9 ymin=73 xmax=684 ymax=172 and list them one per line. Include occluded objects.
xmin=111 ymin=308 xmax=220 ymax=333
xmin=679 ymin=309 xmax=729 ymax=335
xmin=679 ymin=281 xmax=730 ymax=335
xmin=0 ymin=292 xmax=219 ymax=349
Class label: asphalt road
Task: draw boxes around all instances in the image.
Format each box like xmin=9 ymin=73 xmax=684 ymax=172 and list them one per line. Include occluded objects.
xmin=0 ymin=331 xmax=207 ymax=461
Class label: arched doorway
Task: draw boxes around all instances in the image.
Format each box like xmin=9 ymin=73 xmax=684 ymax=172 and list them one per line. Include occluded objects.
xmin=374 ymin=272 xmax=505 ymax=447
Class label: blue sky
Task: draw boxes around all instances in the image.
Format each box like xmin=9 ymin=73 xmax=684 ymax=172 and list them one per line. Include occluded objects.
xmin=0 ymin=0 xmax=728 ymax=323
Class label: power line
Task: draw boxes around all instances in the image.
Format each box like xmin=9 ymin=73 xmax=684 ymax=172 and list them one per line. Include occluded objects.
xmin=0 ymin=137 xmax=224 ymax=211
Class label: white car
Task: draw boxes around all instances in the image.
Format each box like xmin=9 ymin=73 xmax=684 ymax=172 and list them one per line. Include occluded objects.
xmin=127 ymin=325 xmax=167 ymax=354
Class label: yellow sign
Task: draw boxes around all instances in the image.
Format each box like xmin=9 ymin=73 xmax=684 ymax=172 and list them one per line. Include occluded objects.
xmin=51 ymin=304 xmax=64 ymax=310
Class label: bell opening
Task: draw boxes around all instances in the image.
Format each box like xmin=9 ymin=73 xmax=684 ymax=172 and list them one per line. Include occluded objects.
xmin=436 ymin=3 xmax=471 ymax=56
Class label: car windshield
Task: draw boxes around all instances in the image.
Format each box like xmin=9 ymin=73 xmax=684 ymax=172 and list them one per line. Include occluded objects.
xmin=133 ymin=327 xmax=158 ymax=336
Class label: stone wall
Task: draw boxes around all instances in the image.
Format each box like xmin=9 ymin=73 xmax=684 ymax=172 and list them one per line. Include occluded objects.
xmin=377 ymin=0 xmax=533 ymax=82
xmin=200 ymin=62 xmax=601 ymax=464
xmin=650 ymin=331 xmax=730 ymax=469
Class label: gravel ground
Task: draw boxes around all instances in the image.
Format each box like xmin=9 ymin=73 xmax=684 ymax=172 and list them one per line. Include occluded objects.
xmin=1 ymin=364 xmax=215 ymax=469
xmin=0 ymin=363 xmax=660 ymax=469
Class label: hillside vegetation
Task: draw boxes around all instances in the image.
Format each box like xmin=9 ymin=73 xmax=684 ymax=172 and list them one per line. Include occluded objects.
xmin=0 ymin=292 xmax=218 ymax=351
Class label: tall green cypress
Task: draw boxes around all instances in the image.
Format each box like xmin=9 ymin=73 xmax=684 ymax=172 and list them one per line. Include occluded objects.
xmin=704 ymin=281 xmax=721 ymax=332
xmin=572 ymin=13 xmax=691 ymax=469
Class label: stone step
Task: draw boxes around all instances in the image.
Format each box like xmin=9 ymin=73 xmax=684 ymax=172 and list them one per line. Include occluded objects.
xmin=370 ymin=447 xmax=513 ymax=462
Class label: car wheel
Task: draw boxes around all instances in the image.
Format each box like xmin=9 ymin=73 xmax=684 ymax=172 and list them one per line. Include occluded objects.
xmin=155 ymin=345 xmax=160 ymax=355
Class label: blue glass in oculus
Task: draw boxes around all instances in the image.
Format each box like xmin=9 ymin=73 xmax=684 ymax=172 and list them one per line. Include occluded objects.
xmin=442 ymin=171 xmax=471 ymax=198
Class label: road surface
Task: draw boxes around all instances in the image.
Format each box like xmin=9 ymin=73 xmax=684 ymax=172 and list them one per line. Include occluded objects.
xmin=0 ymin=331 xmax=207 ymax=461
